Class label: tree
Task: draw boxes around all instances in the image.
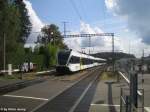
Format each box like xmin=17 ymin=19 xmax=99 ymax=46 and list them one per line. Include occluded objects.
xmin=41 ymin=24 xmax=60 ymax=43
xmin=14 ymin=0 xmax=32 ymax=43
xmin=40 ymin=24 xmax=68 ymax=49
xmin=36 ymin=24 xmax=68 ymax=67
xmin=0 ymin=0 xmax=7 ymax=69
xmin=0 ymin=0 xmax=22 ymax=69
xmin=0 ymin=0 xmax=31 ymax=69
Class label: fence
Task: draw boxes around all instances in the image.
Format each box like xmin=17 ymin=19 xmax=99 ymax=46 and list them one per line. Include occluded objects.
xmin=118 ymin=71 xmax=144 ymax=112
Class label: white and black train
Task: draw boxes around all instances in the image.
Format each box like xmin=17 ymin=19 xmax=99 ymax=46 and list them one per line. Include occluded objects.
xmin=56 ymin=50 xmax=106 ymax=73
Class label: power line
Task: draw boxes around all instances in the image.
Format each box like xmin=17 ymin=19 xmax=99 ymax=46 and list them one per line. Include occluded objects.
xmin=64 ymin=33 xmax=114 ymax=55
xmin=79 ymin=0 xmax=87 ymax=20
xmin=69 ymin=0 xmax=82 ymax=20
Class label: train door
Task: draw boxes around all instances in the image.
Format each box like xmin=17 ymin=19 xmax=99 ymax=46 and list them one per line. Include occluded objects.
xmin=80 ymin=57 xmax=83 ymax=70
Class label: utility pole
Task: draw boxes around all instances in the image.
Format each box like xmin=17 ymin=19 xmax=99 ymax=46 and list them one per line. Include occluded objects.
xmin=62 ymin=21 xmax=69 ymax=38
xmin=130 ymin=61 xmax=138 ymax=111
xmin=4 ymin=33 xmax=6 ymax=73
xmin=129 ymin=40 xmax=131 ymax=54
xmin=142 ymin=49 xmax=144 ymax=58
xmin=112 ymin=34 xmax=115 ymax=72
xmin=142 ymin=49 xmax=144 ymax=83
xmin=112 ymin=34 xmax=114 ymax=53
xmin=89 ymin=35 xmax=91 ymax=54
xmin=50 ymin=32 xmax=54 ymax=45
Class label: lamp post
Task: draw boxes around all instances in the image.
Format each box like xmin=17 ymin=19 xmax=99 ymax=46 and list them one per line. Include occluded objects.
xmin=50 ymin=32 xmax=54 ymax=45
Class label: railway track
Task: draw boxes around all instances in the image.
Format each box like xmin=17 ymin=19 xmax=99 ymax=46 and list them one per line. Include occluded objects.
xmin=33 ymin=67 xmax=102 ymax=112
xmin=0 ymin=70 xmax=57 ymax=95
xmin=0 ymin=78 xmax=46 ymax=95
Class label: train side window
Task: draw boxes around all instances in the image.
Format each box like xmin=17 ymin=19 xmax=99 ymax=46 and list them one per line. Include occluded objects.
xmin=70 ymin=56 xmax=80 ymax=64
xmin=81 ymin=58 xmax=93 ymax=65
xmin=98 ymin=60 xmax=106 ymax=63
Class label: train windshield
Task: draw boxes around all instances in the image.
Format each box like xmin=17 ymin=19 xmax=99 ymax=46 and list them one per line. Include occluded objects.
xmin=57 ymin=51 xmax=71 ymax=65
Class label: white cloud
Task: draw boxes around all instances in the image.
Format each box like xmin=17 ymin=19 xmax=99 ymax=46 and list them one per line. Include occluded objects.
xmin=23 ymin=0 xmax=150 ymax=57
xmin=23 ymin=0 xmax=123 ymax=55
xmin=23 ymin=0 xmax=44 ymax=43
xmin=105 ymin=0 xmax=150 ymax=44
xmin=64 ymin=38 xmax=81 ymax=52
xmin=80 ymin=21 xmax=105 ymax=48
xmin=105 ymin=0 xmax=117 ymax=10
xmin=63 ymin=31 xmax=82 ymax=52
xmin=105 ymin=0 xmax=150 ymax=57
xmin=65 ymin=21 xmax=150 ymax=57
xmin=64 ymin=21 xmax=123 ymax=54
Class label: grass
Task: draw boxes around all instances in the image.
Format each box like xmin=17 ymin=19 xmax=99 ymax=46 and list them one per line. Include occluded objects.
xmin=0 ymin=74 xmax=20 ymax=80
xmin=100 ymin=72 xmax=117 ymax=80
xmin=0 ymin=73 xmax=36 ymax=80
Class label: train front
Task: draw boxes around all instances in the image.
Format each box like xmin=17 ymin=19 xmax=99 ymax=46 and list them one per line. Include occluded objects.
xmin=56 ymin=50 xmax=71 ymax=73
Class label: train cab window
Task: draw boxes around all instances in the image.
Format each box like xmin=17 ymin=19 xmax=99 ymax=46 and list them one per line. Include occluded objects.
xmin=58 ymin=51 xmax=71 ymax=65
xmin=69 ymin=56 xmax=80 ymax=64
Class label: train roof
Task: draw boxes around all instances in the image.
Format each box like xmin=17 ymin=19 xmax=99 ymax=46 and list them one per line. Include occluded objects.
xmin=59 ymin=50 xmax=106 ymax=61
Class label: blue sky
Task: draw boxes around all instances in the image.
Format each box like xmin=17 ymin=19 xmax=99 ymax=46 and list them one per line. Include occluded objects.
xmin=25 ymin=0 xmax=150 ymax=57
xmin=29 ymin=0 xmax=118 ymax=32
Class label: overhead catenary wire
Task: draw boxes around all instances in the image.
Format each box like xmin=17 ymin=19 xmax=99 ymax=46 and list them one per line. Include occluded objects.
xmin=79 ymin=0 xmax=87 ymax=20
xmin=69 ymin=0 xmax=83 ymax=20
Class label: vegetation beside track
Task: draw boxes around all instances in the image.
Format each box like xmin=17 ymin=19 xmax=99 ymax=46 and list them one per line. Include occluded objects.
xmin=0 ymin=72 xmax=44 ymax=80
xmin=0 ymin=74 xmax=20 ymax=80
xmin=100 ymin=72 xmax=117 ymax=80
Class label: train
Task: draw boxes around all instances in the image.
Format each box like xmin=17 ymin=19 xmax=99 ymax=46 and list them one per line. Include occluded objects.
xmin=56 ymin=50 xmax=106 ymax=73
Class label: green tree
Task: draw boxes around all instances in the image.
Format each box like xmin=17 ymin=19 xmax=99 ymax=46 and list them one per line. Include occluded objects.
xmin=0 ymin=0 xmax=7 ymax=69
xmin=14 ymin=0 xmax=32 ymax=43
xmin=0 ymin=0 xmax=32 ymax=70
xmin=36 ymin=24 xmax=68 ymax=67
xmin=0 ymin=1 xmax=22 ymax=69
xmin=40 ymin=24 xmax=68 ymax=49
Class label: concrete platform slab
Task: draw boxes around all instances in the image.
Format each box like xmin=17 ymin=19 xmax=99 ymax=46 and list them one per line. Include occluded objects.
xmin=89 ymin=76 xmax=121 ymax=112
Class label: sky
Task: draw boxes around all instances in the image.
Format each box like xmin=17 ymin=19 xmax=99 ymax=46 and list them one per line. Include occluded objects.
xmin=24 ymin=0 xmax=150 ymax=57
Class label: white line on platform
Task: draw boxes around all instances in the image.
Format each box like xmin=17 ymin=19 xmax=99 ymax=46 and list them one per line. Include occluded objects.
xmin=69 ymin=83 xmax=92 ymax=112
xmin=3 ymin=94 xmax=48 ymax=101
xmin=36 ymin=70 xmax=55 ymax=74
xmin=69 ymin=74 xmax=99 ymax=112
xmin=31 ymin=69 xmax=95 ymax=112
xmin=145 ymin=107 xmax=150 ymax=112
xmin=91 ymin=104 xmax=120 ymax=107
